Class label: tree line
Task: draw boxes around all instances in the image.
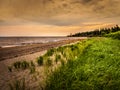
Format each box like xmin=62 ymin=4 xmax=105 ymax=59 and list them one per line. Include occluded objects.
xmin=68 ymin=25 xmax=120 ymax=37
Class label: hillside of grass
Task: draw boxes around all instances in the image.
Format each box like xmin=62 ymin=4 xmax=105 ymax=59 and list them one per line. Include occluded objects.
xmin=105 ymin=31 xmax=120 ymax=40
xmin=45 ymin=37 xmax=120 ymax=90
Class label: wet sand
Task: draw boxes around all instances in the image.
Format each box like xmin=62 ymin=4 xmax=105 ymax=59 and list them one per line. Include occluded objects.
xmin=0 ymin=38 xmax=87 ymax=61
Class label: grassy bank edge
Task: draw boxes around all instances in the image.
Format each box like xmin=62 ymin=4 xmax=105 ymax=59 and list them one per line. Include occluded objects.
xmin=45 ymin=37 xmax=120 ymax=90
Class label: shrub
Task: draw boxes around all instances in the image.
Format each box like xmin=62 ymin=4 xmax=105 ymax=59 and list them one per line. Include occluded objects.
xmin=37 ymin=56 xmax=43 ymax=66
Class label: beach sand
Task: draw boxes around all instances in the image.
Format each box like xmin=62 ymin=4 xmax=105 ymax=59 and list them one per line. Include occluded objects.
xmin=0 ymin=38 xmax=86 ymax=90
xmin=0 ymin=51 xmax=46 ymax=90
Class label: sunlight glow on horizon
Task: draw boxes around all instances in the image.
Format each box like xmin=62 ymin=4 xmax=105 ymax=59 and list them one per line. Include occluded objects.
xmin=0 ymin=23 xmax=116 ymax=36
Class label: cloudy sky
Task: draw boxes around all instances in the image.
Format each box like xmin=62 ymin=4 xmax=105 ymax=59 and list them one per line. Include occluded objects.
xmin=0 ymin=0 xmax=120 ymax=36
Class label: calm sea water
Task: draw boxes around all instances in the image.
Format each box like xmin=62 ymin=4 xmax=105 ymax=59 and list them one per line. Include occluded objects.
xmin=0 ymin=37 xmax=85 ymax=48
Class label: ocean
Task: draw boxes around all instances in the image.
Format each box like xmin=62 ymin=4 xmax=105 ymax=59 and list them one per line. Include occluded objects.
xmin=0 ymin=37 xmax=85 ymax=48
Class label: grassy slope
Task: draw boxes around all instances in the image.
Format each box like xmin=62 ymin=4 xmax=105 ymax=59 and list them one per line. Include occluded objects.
xmin=105 ymin=31 xmax=120 ymax=40
xmin=45 ymin=37 xmax=120 ymax=90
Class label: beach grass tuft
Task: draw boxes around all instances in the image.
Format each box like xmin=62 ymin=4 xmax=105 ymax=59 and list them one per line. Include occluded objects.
xmin=8 ymin=66 xmax=12 ymax=72
xmin=9 ymin=78 xmax=26 ymax=90
xmin=45 ymin=58 xmax=52 ymax=66
xmin=37 ymin=56 xmax=43 ymax=66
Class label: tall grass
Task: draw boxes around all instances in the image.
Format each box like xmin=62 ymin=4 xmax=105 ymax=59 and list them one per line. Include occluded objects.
xmin=21 ymin=61 xmax=29 ymax=70
xmin=9 ymin=78 xmax=26 ymax=90
xmin=29 ymin=66 xmax=36 ymax=74
xmin=30 ymin=61 xmax=35 ymax=67
xmin=8 ymin=66 xmax=12 ymax=72
xmin=45 ymin=38 xmax=120 ymax=90
xmin=45 ymin=48 xmax=55 ymax=56
xmin=45 ymin=58 xmax=52 ymax=66
xmin=9 ymin=60 xmax=37 ymax=74
xmin=13 ymin=61 xmax=29 ymax=70
xmin=55 ymin=54 xmax=61 ymax=64
xmin=29 ymin=61 xmax=36 ymax=74
xmin=37 ymin=56 xmax=43 ymax=66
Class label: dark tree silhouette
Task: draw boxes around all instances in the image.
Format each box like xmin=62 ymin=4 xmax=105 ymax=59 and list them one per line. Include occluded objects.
xmin=68 ymin=25 xmax=120 ymax=37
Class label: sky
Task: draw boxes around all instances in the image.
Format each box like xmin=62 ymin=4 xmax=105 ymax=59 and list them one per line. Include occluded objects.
xmin=0 ymin=0 xmax=120 ymax=36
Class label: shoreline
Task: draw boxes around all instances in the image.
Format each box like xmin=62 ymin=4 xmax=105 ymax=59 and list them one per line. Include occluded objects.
xmin=0 ymin=38 xmax=87 ymax=61
xmin=0 ymin=38 xmax=87 ymax=90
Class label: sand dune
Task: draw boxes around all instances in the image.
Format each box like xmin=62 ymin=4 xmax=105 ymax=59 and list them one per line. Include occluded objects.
xmin=0 ymin=38 xmax=86 ymax=90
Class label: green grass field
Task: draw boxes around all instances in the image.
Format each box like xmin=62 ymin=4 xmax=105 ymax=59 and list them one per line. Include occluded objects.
xmin=45 ymin=37 xmax=120 ymax=90
xmin=8 ymin=32 xmax=120 ymax=90
xmin=105 ymin=31 xmax=120 ymax=40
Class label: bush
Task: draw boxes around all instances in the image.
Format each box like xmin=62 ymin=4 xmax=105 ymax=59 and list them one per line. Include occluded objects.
xmin=37 ymin=56 xmax=43 ymax=66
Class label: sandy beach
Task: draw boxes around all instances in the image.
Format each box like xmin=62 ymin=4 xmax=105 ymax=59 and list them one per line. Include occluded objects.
xmin=0 ymin=38 xmax=86 ymax=61
xmin=0 ymin=38 xmax=86 ymax=90
xmin=0 ymin=51 xmax=46 ymax=90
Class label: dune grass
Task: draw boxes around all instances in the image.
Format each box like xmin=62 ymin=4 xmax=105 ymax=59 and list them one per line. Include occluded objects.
xmin=8 ymin=36 xmax=120 ymax=90
xmin=8 ymin=60 xmax=37 ymax=74
xmin=37 ymin=56 xmax=44 ymax=66
xmin=55 ymin=54 xmax=61 ymax=64
xmin=8 ymin=39 xmax=91 ymax=89
xmin=8 ymin=66 xmax=12 ymax=72
xmin=45 ymin=37 xmax=120 ymax=90
xmin=45 ymin=58 xmax=52 ymax=66
xmin=9 ymin=78 xmax=26 ymax=90
xmin=13 ymin=61 xmax=29 ymax=70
